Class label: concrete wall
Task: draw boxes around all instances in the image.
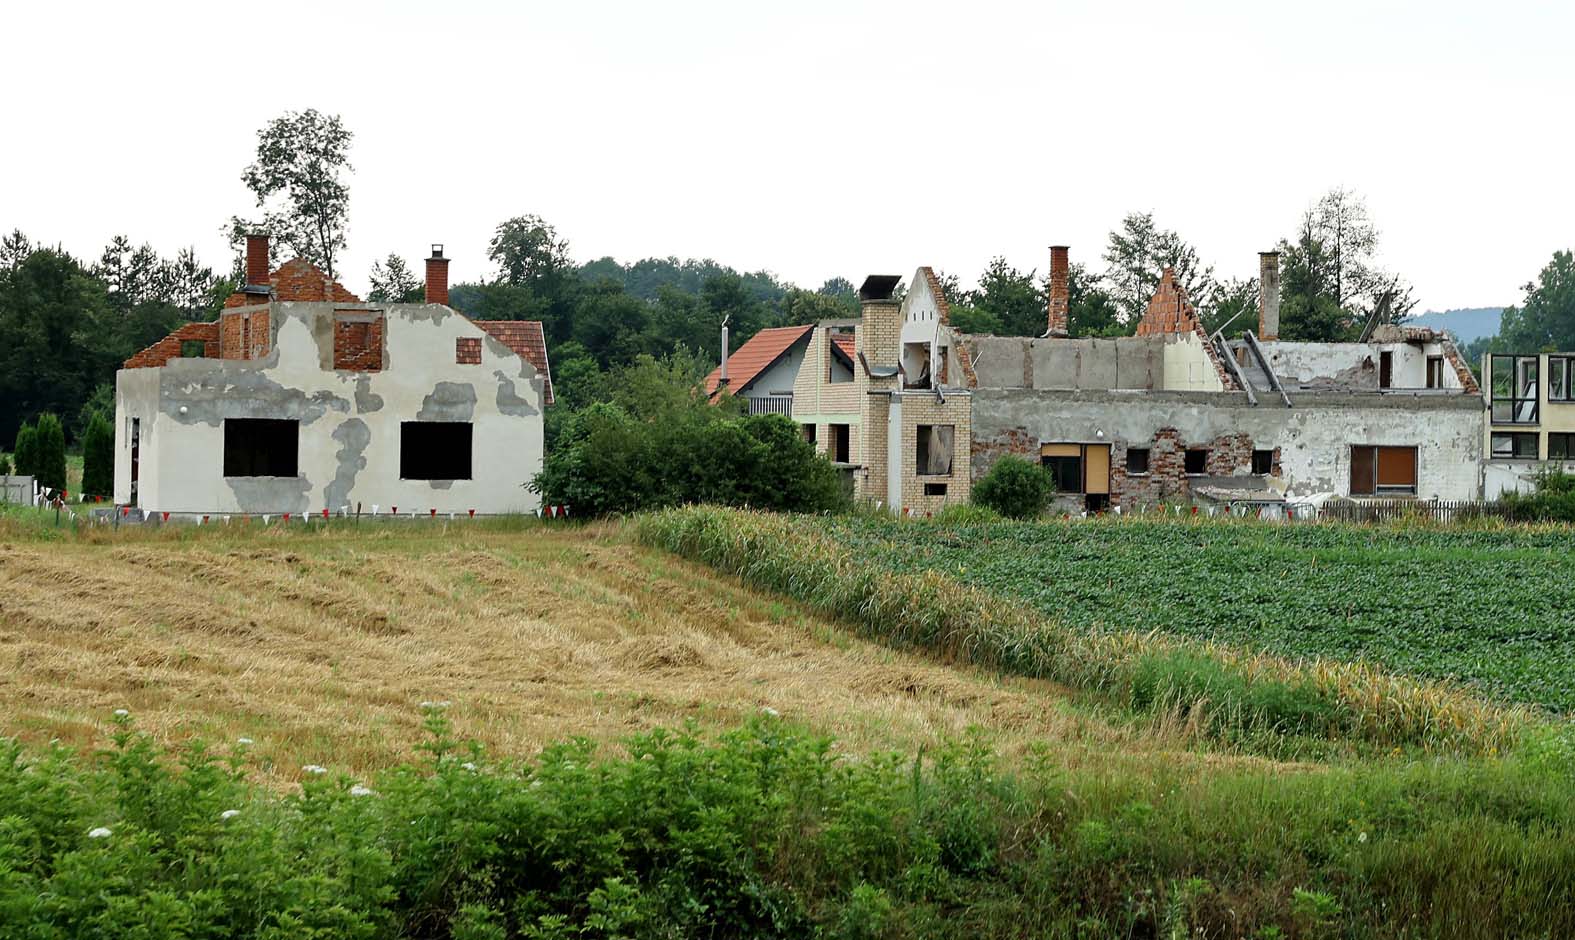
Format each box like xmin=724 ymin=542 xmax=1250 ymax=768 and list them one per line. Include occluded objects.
xmin=1161 ymin=331 xmax=1227 ymax=392
xmin=971 ymin=388 xmax=1482 ymax=501
xmin=1259 ymin=341 xmax=1460 ymax=391
xmin=114 ymin=301 xmax=546 ymax=515
xmin=965 ymin=335 xmax=1168 ymax=390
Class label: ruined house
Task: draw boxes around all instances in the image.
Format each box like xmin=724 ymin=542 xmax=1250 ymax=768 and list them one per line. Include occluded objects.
xmin=114 ymin=235 xmax=552 ymax=516
xmin=719 ymin=247 xmax=1484 ymax=514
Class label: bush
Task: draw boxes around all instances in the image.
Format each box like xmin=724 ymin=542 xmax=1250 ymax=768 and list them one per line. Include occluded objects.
xmin=81 ymin=414 xmax=115 ymax=500
xmin=12 ymin=421 xmax=37 ymax=478
xmin=534 ymin=406 xmax=846 ymax=517
xmin=0 ymin=453 xmax=10 ymax=476
xmin=31 ymin=413 xmax=67 ymax=492
xmin=971 ymin=455 xmax=1053 ymax=519
xmin=1500 ymin=468 xmax=1575 ymax=523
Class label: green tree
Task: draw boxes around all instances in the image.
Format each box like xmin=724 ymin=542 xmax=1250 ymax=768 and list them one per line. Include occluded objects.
xmin=12 ymin=421 xmax=37 ymax=478
xmin=236 ymin=109 xmax=354 ymax=280
xmin=1066 ymin=262 xmax=1126 ymax=337
xmin=967 ymin=257 xmax=1044 ymax=337
xmin=32 ymin=413 xmax=67 ymax=493
xmin=1202 ymin=276 xmax=1259 ymax=336
xmin=1276 ymin=189 xmax=1416 ymax=340
xmin=77 ymin=383 xmax=114 ymax=440
xmin=80 ymin=413 xmax=114 ymax=499
xmin=1495 ymin=250 xmax=1575 ymax=352
xmin=489 ymin=215 xmax=574 ymax=295
xmin=1102 ymin=212 xmax=1217 ymax=326
xmin=368 ymin=253 xmax=422 ymax=303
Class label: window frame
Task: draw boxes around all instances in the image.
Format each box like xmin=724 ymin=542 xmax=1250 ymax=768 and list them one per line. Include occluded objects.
xmin=1490 ymin=354 xmax=1540 ymax=425
xmin=1350 ymin=444 xmax=1419 ymax=496
xmin=1548 ymin=432 xmax=1574 ymax=461
xmin=1183 ymin=448 xmax=1209 ymax=475
xmin=1125 ymin=447 xmax=1150 ymax=475
xmin=915 ymin=424 xmax=955 ymax=476
xmin=1251 ymin=449 xmax=1274 ymax=475
xmin=1549 ymin=356 xmax=1572 ymax=402
xmin=1490 ymin=432 xmax=1539 ymax=460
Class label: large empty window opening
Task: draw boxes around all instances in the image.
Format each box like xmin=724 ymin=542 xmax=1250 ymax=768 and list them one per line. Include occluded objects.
xmin=902 ymin=342 xmax=932 ymax=389
xmin=1251 ymin=449 xmax=1274 ymax=475
xmin=223 ymin=419 xmax=299 ymax=477
xmin=829 ymin=423 xmax=850 ymax=463
xmin=1184 ymin=448 xmax=1210 ymax=475
xmin=916 ymin=425 xmax=954 ymax=475
xmin=401 ymin=422 xmax=472 ymax=480
xmin=1126 ymin=447 xmax=1150 ymax=475
xmin=1426 ymin=355 xmax=1445 ymax=389
xmin=1350 ymin=445 xmax=1418 ymax=496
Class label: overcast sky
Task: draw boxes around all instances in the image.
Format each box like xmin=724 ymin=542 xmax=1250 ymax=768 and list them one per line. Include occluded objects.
xmin=6 ymin=0 xmax=1571 ymax=311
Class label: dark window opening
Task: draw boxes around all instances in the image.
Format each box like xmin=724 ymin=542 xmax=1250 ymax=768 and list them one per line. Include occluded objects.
xmin=401 ymin=422 xmax=472 ymax=480
xmin=1379 ymin=350 xmax=1394 ymax=388
xmin=1491 ymin=432 xmax=1539 ymax=460
xmin=1550 ymin=432 xmax=1574 ymax=460
xmin=180 ymin=339 xmax=207 ymax=358
xmin=1184 ymin=448 xmax=1209 ymax=475
xmin=802 ymin=423 xmax=817 ymax=445
xmin=1042 ymin=456 xmax=1081 ymax=493
xmin=830 ymin=424 xmax=850 ymax=463
xmin=923 ymin=482 xmax=948 ymax=496
xmin=1351 ymin=445 xmax=1417 ymax=495
xmin=1126 ymin=448 xmax=1150 ymax=474
xmin=916 ymin=425 xmax=954 ymax=475
xmin=223 ymin=419 xmax=299 ymax=478
xmin=1252 ymin=449 xmax=1274 ymax=475
xmin=1426 ymin=355 xmax=1445 ymax=388
xmin=1085 ymin=493 xmax=1110 ymax=513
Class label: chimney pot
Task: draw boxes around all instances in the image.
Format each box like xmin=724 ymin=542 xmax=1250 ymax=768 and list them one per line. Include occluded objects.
xmin=1258 ymin=251 xmax=1281 ymax=341
xmin=425 ymin=245 xmax=450 ymax=306
xmin=1046 ymin=246 xmax=1070 ymax=337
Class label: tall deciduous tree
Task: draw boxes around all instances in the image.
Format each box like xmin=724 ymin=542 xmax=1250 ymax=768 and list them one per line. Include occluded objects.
xmin=236 ymin=109 xmax=353 ymax=280
xmin=1102 ymin=212 xmax=1217 ymax=326
xmin=489 ymin=215 xmax=573 ymax=294
xmin=1278 ymin=188 xmax=1416 ymax=340
xmin=1495 ymin=250 xmax=1575 ymax=352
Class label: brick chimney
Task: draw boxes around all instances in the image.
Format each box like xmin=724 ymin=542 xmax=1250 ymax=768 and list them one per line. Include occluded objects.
xmin=1258 ymin=251 xmax=1280 ymax=341
xmin=244 ymin=233 xmax=270 ymax=294
xmin=425 ymin=244 xmax=450 ymax=305
xmin=1046 ymin=246 xmax=1070 ymax=337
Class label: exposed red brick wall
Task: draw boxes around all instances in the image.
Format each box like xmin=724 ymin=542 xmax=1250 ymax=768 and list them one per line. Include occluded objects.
xmin=123 ymin=322 xmax=221 ymax=369
xmin=219 ymin=309 xmax=271 ymax=360
xmin=426 ymin=256 xmax=450 ymax=305
xmin=455 ymin=337 xmax=481 ymax=364
xmin=245 ymin=234 xmax=270 ymax=286
xmin=333 ymin=315 xmax=384 ymax=371
xmin=224 ymin=258 xmax=361 ymax=307
xmin=1135 ymin=268 xmax=1200 ymax=336
xmin=1047 ymin=246 xmax=1069 ymax=336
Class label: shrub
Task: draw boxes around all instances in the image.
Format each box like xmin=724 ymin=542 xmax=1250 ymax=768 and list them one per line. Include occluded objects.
xmin=931 ymin=503 xmax=1004 ymax=525
xmin=971 ymin=455 xmax=1053 ymax=520
xmin=1500 ymin=468 xmax=1575 ymax=523
xmin=12 ymin=421 xmax=37 ymax=478
xmin=534 ymin=407 xmax=846 ymax=517
xmin=31 ymin=413 xmax=67 ymax=492
xmin=0 ymin=453 xmax=10 ymax=476
xmin=81 ymin=414 xmax=115 ymax=500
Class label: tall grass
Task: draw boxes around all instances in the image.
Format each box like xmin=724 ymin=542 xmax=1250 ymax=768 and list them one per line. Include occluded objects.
xmin=634 ymin=506 xmax=1531 ymax=757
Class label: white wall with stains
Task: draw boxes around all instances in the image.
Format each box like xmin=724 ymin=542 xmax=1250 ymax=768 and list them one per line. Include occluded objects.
xmin=114 ymin=302 xmax=545 ymax=515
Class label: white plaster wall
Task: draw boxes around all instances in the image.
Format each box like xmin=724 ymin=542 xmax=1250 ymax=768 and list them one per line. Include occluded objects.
xmin=742 ymin=338 xmax=805 ymax=397
xmin=1261 ymin=341 xmax=1454 ymax=390
xmin=1160 ymin=332 xmax=1226 ymax=392
xmin=972 ymin=390 xmax=1483 ymax=500
xmin=114 ymin=302 xmax=545 ymax=515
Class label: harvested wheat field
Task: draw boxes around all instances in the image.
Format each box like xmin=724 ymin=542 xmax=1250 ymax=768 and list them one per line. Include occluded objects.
xmin=0 ymin=518 xmax=1178 ymax=783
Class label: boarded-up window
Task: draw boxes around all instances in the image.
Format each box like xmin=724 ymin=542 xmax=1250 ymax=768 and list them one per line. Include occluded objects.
xmin=1351 ymin=445 xmax=1418 ymax=495
xmin=916 ymin=425 xmax=954 ymax=476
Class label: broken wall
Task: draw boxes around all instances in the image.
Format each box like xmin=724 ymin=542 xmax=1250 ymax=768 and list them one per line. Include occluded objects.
xmin=970 ymin=388 xmax=1481 ymax=502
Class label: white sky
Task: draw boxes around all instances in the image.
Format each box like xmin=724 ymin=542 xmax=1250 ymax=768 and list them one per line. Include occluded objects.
xmin=6 ymin=0 xmax=1571 ymax=311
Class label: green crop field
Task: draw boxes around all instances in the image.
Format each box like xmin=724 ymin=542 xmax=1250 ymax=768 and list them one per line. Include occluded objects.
xmin=813 ymin=516 xmax=1575 ymax=713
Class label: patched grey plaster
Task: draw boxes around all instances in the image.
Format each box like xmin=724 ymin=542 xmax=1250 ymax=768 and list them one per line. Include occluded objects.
xmin=354 ymin=374 xmax=383 ymax=413
xmin=493 ymin=370 xmax=538 ymax=417
xmin=324 ymin=418 xmax=370 ymax=511
xmin=160 ymin=368 xmax=351 ymax=427
xmin=416 ymin=382 xmax=477 ymax=422
xmin=225 ymin=474 xmax=312 ymax=514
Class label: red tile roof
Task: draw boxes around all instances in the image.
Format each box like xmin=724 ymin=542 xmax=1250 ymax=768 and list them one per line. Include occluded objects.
xmin=474 ymin=320 xmax=554 ymax=406
xmin=704 ymin=324 xmax=813 ymax=397
xmin=830 ymin=332 xmax=855 ymax=365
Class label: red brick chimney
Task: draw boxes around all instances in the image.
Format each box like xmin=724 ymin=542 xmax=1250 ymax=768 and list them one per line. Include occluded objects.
xmin=245 ymin=233 xmax=270 ymax=289
xmin=425 ymin=244 xmax=449 ymax=305
xmin=1258 ymin=251 xmax=1280 ymax=341
xmin=1046 ymin=246 xmax=1070 ymax=337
